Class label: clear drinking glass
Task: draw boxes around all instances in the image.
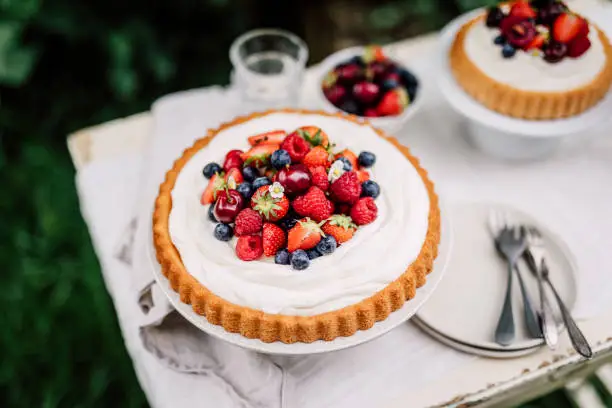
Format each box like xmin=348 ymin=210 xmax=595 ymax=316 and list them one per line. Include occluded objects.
xmin=230 ymin=29 xmax=308 ymax=113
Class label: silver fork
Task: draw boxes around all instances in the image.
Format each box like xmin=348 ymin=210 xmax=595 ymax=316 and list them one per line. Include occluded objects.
xmin=494 ymin=223 xmax=529 ymax=346
xmin=524 ymin=227 xmax=559 ymax=349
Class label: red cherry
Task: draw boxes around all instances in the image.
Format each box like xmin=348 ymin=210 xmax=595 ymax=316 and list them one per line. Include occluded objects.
xmin=276 ymin=164 xmax=312 ymax=195
xmin=364 ymin=108 xmax=379 ymax=117
xmin=352 ymin=81 xmax=380 ymax=104
xmin=381 ymin=71 xmax=401 ymax=83
xmin=368 ymin=61 xmax=389 ymax=82
xmin=213 ymin=189 xmax=244 ymax=223
xmin=324 ymin=85 xmax=347 ymax=106
xmin=335 ymin=64 xmax=364 ymax=85
xmin=501 ymin=17 xmax=536 ymax=49
xmin=223 ymin=149 xmax=244 ymax=171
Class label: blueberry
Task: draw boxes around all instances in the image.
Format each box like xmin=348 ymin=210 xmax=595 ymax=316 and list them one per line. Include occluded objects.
xmin=407 ymin=84 xmax=418 ymax=102
xmin=214 ymin=223 xmax=233 ymax=241
xmin=253 ymin=177 xmax=272 ymax=190
xmin=291 ymin=250 xmax=310 ymax=270
xmin=203 ymin=162 xmax=222 ymax=179
xmin=271 ymin=149 xmax=291 ymax=170
xmin=236 ymin=182 xmax=254 ymax=200
xmin=361 ymin=180 xmax=380 ymax=199
xmin=208 ymin=204 xmax=217 ymax=222
xmin=358 ymin=151 xmax=376 ymax=167
xmin=337 ymin=157 xmax=353 ymax=171
xmin=274 ymin=249 xmax=292 ymax=265
xmin=494 ymin=35 xmax=506 ymax=46
xmin=242 ymin=166 xmax=259 ymax=182
xmin=316 ymin=235 xmax=337 ymax=255
xmin=279 ymin=212 xmax=299 ymax=231
xmin=502 ymin=44 xmax=516 ymax=59
xmin=381 ymin=79 xmax=400 ymax=92
xmin=398 ymin=68 xmax=418 ymax=89
xmin=338 ymin=99 xmax=361 ymax=115
xmin=307 ymin=248 xmax=322 ymax=260
xmin=349 ymin=55 xmax=365 ymax=67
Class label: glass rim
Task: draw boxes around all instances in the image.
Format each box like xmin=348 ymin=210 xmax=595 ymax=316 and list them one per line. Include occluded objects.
xmin=229 ymin=28 xmax=309 ymax=69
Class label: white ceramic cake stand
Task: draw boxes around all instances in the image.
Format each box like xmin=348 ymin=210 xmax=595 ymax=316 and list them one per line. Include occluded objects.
xmin=147 ymin=206 xmax=452 ymax=355
xmin=437 ymin=9 xmax=612 ymax=160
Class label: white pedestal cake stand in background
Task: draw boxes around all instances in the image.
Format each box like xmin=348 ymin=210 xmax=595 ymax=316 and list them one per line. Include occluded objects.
xmin=147 ymin=205 xmax=452 ymax=355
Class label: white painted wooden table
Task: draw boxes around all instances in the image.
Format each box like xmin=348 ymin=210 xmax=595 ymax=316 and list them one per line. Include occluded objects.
xmin=68 ymin=5 xmax=612 ymax=406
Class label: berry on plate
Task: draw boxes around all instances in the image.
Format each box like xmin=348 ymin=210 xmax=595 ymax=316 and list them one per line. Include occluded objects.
xmin=553 ymin=13 xmax=588 ymax=44
xmin=309 ymin=166 xmax=329 ymax=191
xmin=252 ymin=176 xmax=272 ymax=190
xmin=509 ymin=1 xmax=536 ymax=19
xmin=350 ymin=197 xmax=378 ymax=225
xmin=223 ymin=149 xmax=244 ymax=172
xmin=352 ymin=81 xmax=380 ymax=104
xmin=361 ymin=180 xmax=380 ymax=199
xmin=251 ymin=185 xmax=290 ymax=222
xmin=224 ymin=167 xmax=244 ymax=186
xmin=364 ymin=108 xmax=379 ymax=117
xmin=234 ymin=208 xmax=263 ymax=236
xmin=567 ymin=35 xmax=591 ymax=58
xmin=213 ymin=189 xmax=244 ymax=223
xmin=208 ymin=204 xmax=217 ymax=222
xmin=336 ymin=157 xmax=353 ymax=171
xmin=281 ymin=133 xmax=311 ymax=163
xmin=237 ymin=182 xmax=255 ymax=200
xmin=321 ymin=215 xmax=357 ymax=244
xmin=274 ymin=248 xmax=292 ymax=265
xmin=303 ymin=146 xmax=331 ymax=168
xmin=263 ymin=223 xmax=286 ymax=257
xmin=242 ymin=166 xmax=259 ymax=182
xmin=292 ymin=186 xmax=334 ymax=222
xmin=307 ymin=248 xmax=322 ymax=260
xmin=276 ymin=164 xmax=312 ymax=195
xmin=376 ymin=88 xmax=409 ymax=116
xmin=241 ymin=143 xmax=280 ymax=168
xmin=324 ymin=85 xmax=347 ymax=106
xmin=287 ymin=218 xmax=323 ymax=252
xmin=358 ymin=151 xmax=376 ymax=167
xmin=543 ymin=41 xmax=568 ymax=62
xmin=363 ymin=45 xmax=386 ymax=63
xmin=486 ymin=6 xmax=505 ymax=28
xmin=201 ymin=173 xmax=226 ymax=205
xmin=502 ymin=43 xmax=517 ymax=58
xmin=203 ymin=162 xmax=222 ymax=179
xmin=296 ymin=126 xmax=330 ymax=148
xmin=335 ymin=64 xmax=364 ymax=86
xmin=357 ymin=170 xmax=370 ymax=183
xmin=214 ymin=223 xmax=234 ymax=242
xmin=236 ymin=235 xmax=263 ymax=261
xmin=247 ymin=129 xmax=287 ymax=146
xmin=334 ymin=149 xmax=358 ymax=170
xmin=501 ymin=17 xmax=537 ymax=50
xmin=526 ymin=33 xmax=547 ymax=50
xmin=290 ymin=249 xmax=310 ymax=270
xmin=316 ymin=235 xmax=337 ymax=255
xmin=330 ymin=171 xmax=362 ymax=204
xmin=271 ymin=149 xmax=292 ymax=169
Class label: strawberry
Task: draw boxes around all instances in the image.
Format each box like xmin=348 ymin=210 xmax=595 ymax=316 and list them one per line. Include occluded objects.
xmin=329 ymin=171 xmax=362 ymax=204
xmin=526 ymin=33 xmax=547 ymax=50
xmin=321 ymin=215 xmax=357 ymax=244
xmin=234 ymin=208 xmax=263 ymax=236
xmin=303 ymin=146 xmax=331 ymax=168
xmin=350 ymin=197 xmax=378 ymax=225
xmin=200 ymin=173 xmax=226 ymax=205
xmin=509 ymin=1 xmax=536 ymax=19
xmin=296 ymin=126 xmax=330 ymax=148
xmin=250 ymin=185 xmax=289 ymax=221
xmin=280 ymin=133 xmax=311 ymax=163
xmin=287 ymin=218 xmax=323 ymax=252
xmin=292 ymin=186 xmax=334 ymax=222
xmin=241 ymin=143 xmax=280 ymax=168
xmin=262 ymin=223 xmax=286 ymax=257
xmin=224 ymin=167 xmax=244 ymax=187
xmin=363 ymin=45 xmax=386 ymax=63
xmin=357 ymin=169 xmax=370 ymax=183
xmin=236 ymin=235 xmax=263 ymax=261
xmin=567 ymin=35 xmax=591 ymax=58
xmin=309 ymin=166 xmax=329 ymax=191
xmin=376 ymin=88 xmax=409 ymax=116
xmin=334 ymin=149 xmax=358 ymax=170
xmin=553 ymin=13 xmax=588 ymax=44
xmin=223 ymin=149 xmax=244 ymax=172
xmin=248 ymin=130 xmax=287 ymax=146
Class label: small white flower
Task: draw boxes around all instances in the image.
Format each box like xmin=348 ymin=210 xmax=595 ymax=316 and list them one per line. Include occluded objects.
xmin=500 ymin=4 xmax=510 ymax=14
xmin=268 ymin=182 xmax=285 ymax=199
xmin=328 ymin=160 xmax=346 ymax=182
xmin=227 ymin=176 xmax=237 ymax=190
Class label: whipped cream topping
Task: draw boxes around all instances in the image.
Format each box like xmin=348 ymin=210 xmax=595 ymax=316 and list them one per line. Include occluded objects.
xmin=168 ymin=113 xmax=430 ymax=316
xmin=464 ymin=17 xmax=607 ymax=92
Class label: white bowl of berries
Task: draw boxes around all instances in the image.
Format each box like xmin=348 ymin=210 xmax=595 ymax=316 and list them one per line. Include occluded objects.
xmin=315 ymin=45 xmax=423 ymax=135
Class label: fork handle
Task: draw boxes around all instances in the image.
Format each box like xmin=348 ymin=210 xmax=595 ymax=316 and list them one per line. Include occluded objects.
xmin=515 ymin=266 xmax=541 ymax=339
xmin=495 ymin=261 xmax=516 ymax=346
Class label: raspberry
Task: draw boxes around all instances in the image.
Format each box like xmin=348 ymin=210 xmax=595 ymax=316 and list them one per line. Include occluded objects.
xmin=280 ymin=133 xmax=311 ymax=163
xmin=350 ymin=197 xmax=378 ymax=225
xmin=292 ymin=186 xmax=334 ymax=222
xmin=309 ymin=166 xmax=329 ymax=191
xmin=234 ymin=208 xmax=263 ymax=236
xmin=329 ymin=171 xmax=362 ymax=204
xmin=235 ymin=235 xmax=263 ymax=261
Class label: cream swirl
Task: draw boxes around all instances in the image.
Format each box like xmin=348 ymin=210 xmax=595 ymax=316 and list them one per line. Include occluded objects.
xmin=464 ymin=18 xmax=607 ymax=92
xmin=168 ymin=113 xmax=430 ymax=316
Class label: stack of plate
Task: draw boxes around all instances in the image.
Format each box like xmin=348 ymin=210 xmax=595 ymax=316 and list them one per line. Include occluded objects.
xmin=414 ymin=202 xmax=577 ymax=358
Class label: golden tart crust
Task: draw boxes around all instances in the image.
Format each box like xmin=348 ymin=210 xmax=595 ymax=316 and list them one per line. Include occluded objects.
xmin=153 ymin=109 xmax=440 ymax=344
xmin=450 ymin=15 xmax=612 ymax=120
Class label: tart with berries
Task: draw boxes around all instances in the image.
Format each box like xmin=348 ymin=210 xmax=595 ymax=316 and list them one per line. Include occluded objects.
xmin=153 ymin=109 xmax=439 ymax=343
xmin=449 ymin=0 xmax=612 ymax=119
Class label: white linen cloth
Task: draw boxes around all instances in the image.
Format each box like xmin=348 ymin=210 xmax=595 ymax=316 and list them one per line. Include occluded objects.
xmin=74 ymin=7 xmax=612 ymax=406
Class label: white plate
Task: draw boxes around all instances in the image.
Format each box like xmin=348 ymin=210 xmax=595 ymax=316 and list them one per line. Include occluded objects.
xmin=412 ymin=316 xmax=540 ymax=359
xmin=147 ymin=205 xmax=452 ymax=355
xmin=415 ymin=202 xmax=576 ymax=352
xmin=437 ymin=9 xmax=612 ymax=138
